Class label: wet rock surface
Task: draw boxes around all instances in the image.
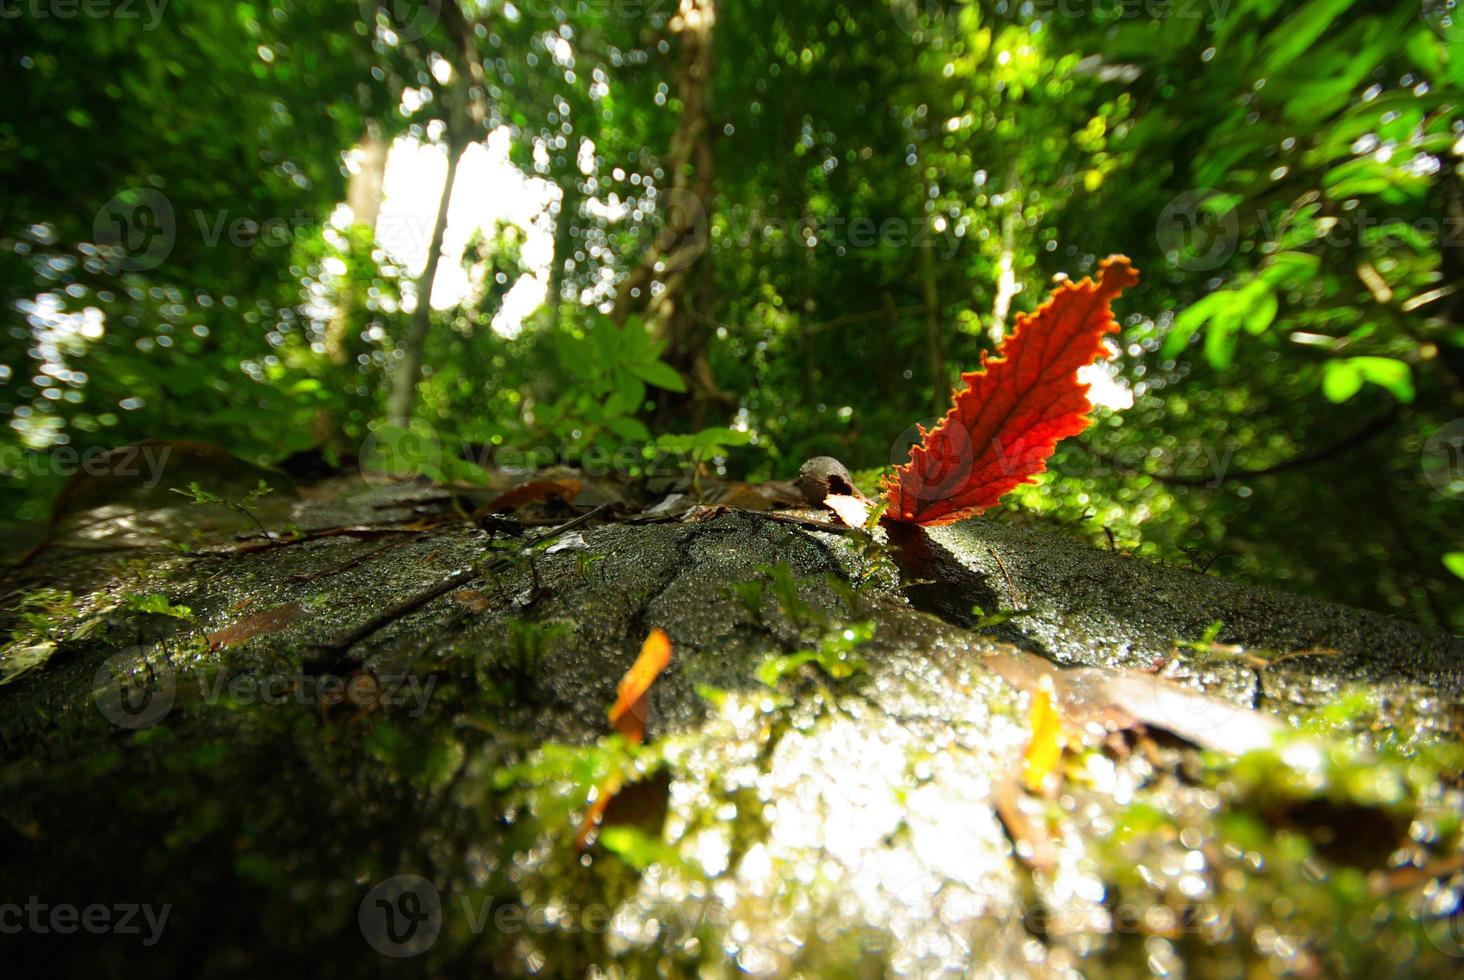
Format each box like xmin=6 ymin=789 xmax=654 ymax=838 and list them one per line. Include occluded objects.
xmin=1 ymin=481 xmax=1461 ymax=976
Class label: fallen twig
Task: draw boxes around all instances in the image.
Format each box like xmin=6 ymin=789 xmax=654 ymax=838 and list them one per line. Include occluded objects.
xmin=289 ymin=533 xmax=423 ymax=583
xmin=310 ymin=506 xmax=610 ymax=659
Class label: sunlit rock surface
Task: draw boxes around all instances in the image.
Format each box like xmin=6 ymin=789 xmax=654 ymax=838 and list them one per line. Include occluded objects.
xmin=1 ymin=480 xmax=1461 ymax=976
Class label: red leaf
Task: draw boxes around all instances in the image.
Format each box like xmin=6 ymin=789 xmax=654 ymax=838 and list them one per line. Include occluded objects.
xmin=883 ymin=256 xmax=1139 ymax=526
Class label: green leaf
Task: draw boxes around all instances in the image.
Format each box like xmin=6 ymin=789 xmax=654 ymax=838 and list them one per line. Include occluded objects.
xmin=631 ymin=361 xmax=687 ymax=392
xmin=122 ymin=593 xmax=194 ymax=620
xmin=1263 ymin=0 xmax=1362 ymax=75
xmin=598 ymin=826 xmax=686 ymax=872
xmin=0 ymin=642 xmax=57 ymax=686
xmin=591 ymin=318 xmax=623 ymax=365
xmin=692 ymin=427 xmax=752 ymax=449
xmin=605 ymin=373 xmax=646 ymax=415
xmin=1346 ymin=356 xmax=1414 ymax=404
xmin=1444 ymin=554 xmax=1464 ymax=581
xmin=1242 ymin=286 xmax=1278 ymax=336
xmin=1204 ymin=310 xmax=1241 ymax=371
xmin=605 ymin=415 xmax=651 ymax=442
xmin=1164 ymin=292 xmax=1224 ymax=359
xmin=1260 ymin=252 xmax=1322 ymax=288
xmin=1322 ymin=360 xmax=1363 ymax=403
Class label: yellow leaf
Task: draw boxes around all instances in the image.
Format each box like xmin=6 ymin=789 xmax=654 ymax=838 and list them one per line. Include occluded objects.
xmin=1022 ymin=673 xmax=1065 ymax=793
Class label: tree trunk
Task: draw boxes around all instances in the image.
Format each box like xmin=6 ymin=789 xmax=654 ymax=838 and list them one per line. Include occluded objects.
xmin=386 ymin=139 xmax=462 ymax=427
xmin=920 ymin=241 xmax=946 ymax=415
xmin=383 ymin=0 xmax=487 ymax=425
xmin=989 ymin=163 xmax=1020 ymax=345
xmin=325 ymin=121 xmax=389 ymax=368
xmin=611 ymin=0 xmax=727 ymax=425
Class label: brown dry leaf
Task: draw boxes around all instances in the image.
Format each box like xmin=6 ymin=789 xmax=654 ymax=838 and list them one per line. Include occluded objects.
xmin=822 ymin=493 xmax=872 ymax=529
xmin=206 ymin=603 xmax=307 ymax=650
xmin=983 ymin=650 xmax=1284 ymax=754
xmin=452 ymin=589 xmax=490 ymax=614
xmin=476 ymin=479 xmax=583 ymax=516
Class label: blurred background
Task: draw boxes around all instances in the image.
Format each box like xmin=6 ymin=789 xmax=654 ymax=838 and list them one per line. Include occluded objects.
xmin=1 ymin=0 xmax=1461 ymax=629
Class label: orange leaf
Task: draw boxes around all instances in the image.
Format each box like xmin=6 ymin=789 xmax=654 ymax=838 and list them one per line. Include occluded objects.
xmin=578 ymin=629 xmax=674 ymax=850
xmin=608 ymin=627 xmax=673 ymax=744
xmin=883 ymin=256 xmax=1139 ymax=526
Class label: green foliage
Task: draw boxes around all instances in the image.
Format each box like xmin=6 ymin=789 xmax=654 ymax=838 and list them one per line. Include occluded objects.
xmin=1 ymin=0 xmax=1461 ymax=631
xmin=968 ymin=605 xmax=1032 ymax=632
xmin=171 ymin=479 xmax=276 ymax=539
xmin=363 ymin=723 xmax=465 ymax=792
xmin=656 ymin=427 xmax=754 ymax=493
xmin=541 ymin=315 xmax=688 ymax=447
xmin=756 ymin=622 xmax=873 ymax=687
xmin=120 ymin=593 xmax=194 ymax=622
